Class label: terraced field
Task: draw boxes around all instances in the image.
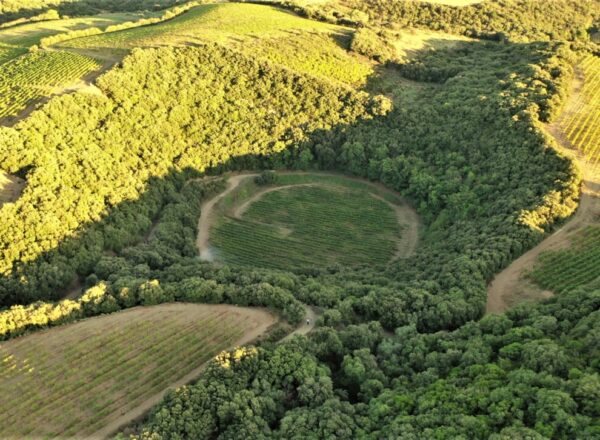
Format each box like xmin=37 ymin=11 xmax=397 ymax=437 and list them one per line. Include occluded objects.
xmin=0 ymin=50 xmax=101 ymax=119
xmin=558 ymin=55 xmax=600 ymax=166
xmin=0 ymin=303 xmax=276 ymax=439
xmin=61 ymin=3 xmax=372 ymax=86
xmin=208 ymin=174 xmax=417 ymax=269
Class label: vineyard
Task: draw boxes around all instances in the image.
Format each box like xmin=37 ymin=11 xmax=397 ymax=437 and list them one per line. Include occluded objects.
xmin=0 ymin=303 xmax=275 ymax=439
xmin=530 ymin=226 xmax=600 ymax=293
xmin=558 ymin=55 xmax=600 ymax=166
xmin=210 ymin=174 xmax=412 ymax=269
xmin=61 ymin=3 xmax=372 ymax=86
xmin=0 ymin=44 xmax=25 ymax=66
xmin=0 ymin=50 xmax=101 ymax=119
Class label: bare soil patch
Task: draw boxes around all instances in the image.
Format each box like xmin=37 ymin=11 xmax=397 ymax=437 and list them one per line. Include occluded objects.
xmin=0 ymin=172 xmax=25 ymax=204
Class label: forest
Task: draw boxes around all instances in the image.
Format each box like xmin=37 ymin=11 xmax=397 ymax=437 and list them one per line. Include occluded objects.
xmin=0 ymin=0 xmax=599 ymax=438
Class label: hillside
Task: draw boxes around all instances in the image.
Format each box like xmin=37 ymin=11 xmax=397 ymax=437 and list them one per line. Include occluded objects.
xmin=0 ymin=0 xmax=599 ymax=439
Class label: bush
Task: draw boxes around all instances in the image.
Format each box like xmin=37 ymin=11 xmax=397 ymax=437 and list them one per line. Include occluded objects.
xmin=254 ymin=170 xmax=279 ymax=186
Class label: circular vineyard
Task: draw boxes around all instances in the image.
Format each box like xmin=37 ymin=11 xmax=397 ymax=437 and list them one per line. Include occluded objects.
xmin=204 ymin=173 xmax=419 ymax=269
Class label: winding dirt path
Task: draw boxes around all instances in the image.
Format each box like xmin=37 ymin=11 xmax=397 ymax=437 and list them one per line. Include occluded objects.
xmin=486 ymin=67 xmax=600 ymax=313
xmin=196 ymin=174 xmax=257 ymax=261
xmin=233 ymin=183 xmax=318 ymax=219
xmin=196 ymin=172 xmax=420 ymax=262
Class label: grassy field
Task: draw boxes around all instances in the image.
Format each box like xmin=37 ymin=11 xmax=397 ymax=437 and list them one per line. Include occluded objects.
xmin=559 ymin=55 xmax=600 ymax=166
xmin=210 ymin=174 xmax=407 ymax=269
xmin=0 ymin=49 xmax=101 ymax=119
xmin=0 ymin=303 xmax=275 ymax=439
xmin=61 ymin=3 xmax=373 ymax=86
xmin=530 ymin=226 xmax=600 ymax=294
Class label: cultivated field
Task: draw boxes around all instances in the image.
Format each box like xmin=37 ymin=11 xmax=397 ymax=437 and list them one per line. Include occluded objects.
xmin=0 ymin=303 xmax=276 ymax=439
xmin=0 ymin=12 xmax=153 ymax=52
xmin=0 ymin=50 xmax=101 ymax=119
xmin=61 ymin=3 xmax=373 ymax=86
xmin=206 ymin=173 xmax=418 ymax=269
xmin=558 ymin=55 xmax=600 ymax=166
xmin=530 ymin=226 xmax=600 ymax=293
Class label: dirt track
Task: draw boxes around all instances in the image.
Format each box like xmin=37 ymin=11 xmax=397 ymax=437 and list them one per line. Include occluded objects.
xmin=196 ymin=174 xmax=257 ymax=261
xmin=486 ymin=67 xmax=600 ymax=313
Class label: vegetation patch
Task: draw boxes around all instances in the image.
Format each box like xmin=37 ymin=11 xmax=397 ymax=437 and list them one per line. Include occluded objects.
xmin=0 ymin=303 xmax=276 ymax=438
xmin=209 ymin=173 xmax=415 ymax=269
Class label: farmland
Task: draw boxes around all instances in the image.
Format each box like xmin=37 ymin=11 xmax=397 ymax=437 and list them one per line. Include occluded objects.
xmin=0 ymin=0 xmax=600 ymax=439
xmin=0 ymin=49 xmax=101 ymax=119
xmin=0 ymin=303 xmax=276 ymax=439
xmin=0 ymin=12 xmax=155 ymax=53
xmin=521 ymin=54 xmax=600 ymax=297
xmin=558 ymin=55 xmax=600 ymax=166
xmin=208 ymin=174 xmax=417 ymax=269
xmin=530 ymin=226 xmax=600 ymax=294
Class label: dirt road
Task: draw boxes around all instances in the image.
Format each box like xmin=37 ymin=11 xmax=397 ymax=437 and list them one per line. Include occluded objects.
xmin=196 ymin=174 xmax=257 ymax=261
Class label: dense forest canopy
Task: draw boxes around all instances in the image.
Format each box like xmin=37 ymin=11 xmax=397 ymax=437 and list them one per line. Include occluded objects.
xmin=0 ymin=0 xmax=599 ymax=438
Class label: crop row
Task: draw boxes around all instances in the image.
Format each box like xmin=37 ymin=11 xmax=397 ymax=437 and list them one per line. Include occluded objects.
xmin=530 ymin=226 xmax=600 ymax=293
xmin=212 ymin=185 xmax=399 ymax=269
xmin=0 ymin=50 xmax=101 ymax=119
xmin=0 ymin=308 xmax=247 ymax=438
xmin=560 ymin=55 xmax=600 ymax=164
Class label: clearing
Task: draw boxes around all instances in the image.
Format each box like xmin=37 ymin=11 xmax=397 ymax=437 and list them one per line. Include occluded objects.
xmin=0 ymin=171 xmax=25 ymax=204
xmin=487 ymin=60 xmax=600 ymax=313
xmin=198 ymin=173 xmax=419 ymax=270
xmin=0 ymin=303 xmax=276 ymax=439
